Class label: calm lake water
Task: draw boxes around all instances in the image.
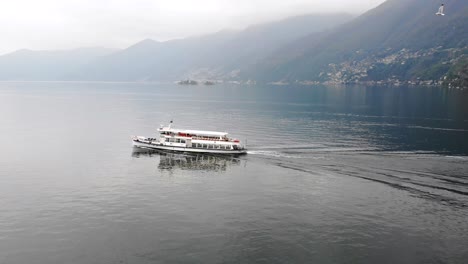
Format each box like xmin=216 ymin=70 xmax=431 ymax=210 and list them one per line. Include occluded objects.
xmin=0 ymin=82 xmax=467 ymax=264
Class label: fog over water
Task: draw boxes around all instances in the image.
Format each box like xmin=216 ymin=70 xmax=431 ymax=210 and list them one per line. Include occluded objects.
xmin=0 ymin=0 xmax=385 ymax=54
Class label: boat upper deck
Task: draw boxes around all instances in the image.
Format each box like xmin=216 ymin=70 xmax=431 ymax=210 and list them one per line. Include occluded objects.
xmin=157 ymin=122 xmax=241 ymax=143
xmin=159 ymin=128 xmax=228 ymax=138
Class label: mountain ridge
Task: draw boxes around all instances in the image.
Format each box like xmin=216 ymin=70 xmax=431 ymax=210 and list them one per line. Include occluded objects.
xmin=0 ymin=0 xmax=466 ymax=88
xmin=0 ymin=13 xmax=353 ymax=82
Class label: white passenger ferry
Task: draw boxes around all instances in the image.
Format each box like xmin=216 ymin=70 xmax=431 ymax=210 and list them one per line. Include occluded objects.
xmin=132 ymin=122 xmax=247 ymax=154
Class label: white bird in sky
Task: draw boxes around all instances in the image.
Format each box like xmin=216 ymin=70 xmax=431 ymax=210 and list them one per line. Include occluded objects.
xmin=435 ymin=4 xmax=445 ymax=16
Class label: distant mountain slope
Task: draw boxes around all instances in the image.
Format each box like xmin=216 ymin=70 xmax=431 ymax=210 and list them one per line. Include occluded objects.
xmin=0 ymin=48 xmax=118 ymax=81
xmin=250 ymin=0 xmax=468 ymax=84
xmin=192 ymin=14 xmax=354 ymax=77
xmin=0 ymin=13 xmax=354 ymax=82
xmin=74 ymin=31 xmax=239 ymax=81
xmin=73 ymin=13 xmax=353 ymax=81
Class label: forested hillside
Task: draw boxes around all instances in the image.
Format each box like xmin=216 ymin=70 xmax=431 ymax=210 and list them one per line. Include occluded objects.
xmin=248 ymin=0 xmax=467 ymax=87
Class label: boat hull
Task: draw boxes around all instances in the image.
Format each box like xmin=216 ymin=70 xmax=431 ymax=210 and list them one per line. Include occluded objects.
xmin=132 ymin=140 xmax=247 ymax=154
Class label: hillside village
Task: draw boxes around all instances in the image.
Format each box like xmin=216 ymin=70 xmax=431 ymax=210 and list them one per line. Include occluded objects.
xmin=319 ymin=46 xmax=467 ymax=88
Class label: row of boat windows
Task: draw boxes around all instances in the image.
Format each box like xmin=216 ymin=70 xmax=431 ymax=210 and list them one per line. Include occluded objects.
xmin=194 ymin=143 xmax=232 ymax=150
xmin=166 ymin=138 xmax=186 ymax=143
xmin=165 ymin=138 xmax=233 ymax=149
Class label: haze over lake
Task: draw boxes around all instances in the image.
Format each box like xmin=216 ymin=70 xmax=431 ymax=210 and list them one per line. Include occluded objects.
xmin=0 ymin=82 xmax=467 ymax=264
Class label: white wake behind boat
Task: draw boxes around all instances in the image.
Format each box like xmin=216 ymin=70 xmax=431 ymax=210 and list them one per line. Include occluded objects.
xmin=132 ymin=122 xmax=247 ymax=154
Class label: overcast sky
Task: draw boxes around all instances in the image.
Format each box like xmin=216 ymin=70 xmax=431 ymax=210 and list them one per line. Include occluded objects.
xmin=0 ymin=0 xmax=386 ymax=55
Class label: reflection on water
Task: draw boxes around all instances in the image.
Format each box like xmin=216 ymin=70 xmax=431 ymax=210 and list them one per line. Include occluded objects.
xmin=132 ymin=148 xmax=243 ymax=172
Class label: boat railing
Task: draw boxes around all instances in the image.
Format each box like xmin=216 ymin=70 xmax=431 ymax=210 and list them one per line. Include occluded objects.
xmin=191 ymin=136 xmax=230 ymax=141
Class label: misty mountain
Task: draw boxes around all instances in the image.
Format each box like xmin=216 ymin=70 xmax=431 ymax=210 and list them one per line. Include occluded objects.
xmin=0 ymin=48 xmax=118 ymax=81
xmin=73 ymin=31 xmax=239 ymax=81
xmin=250 ymin=0 xmax=468 ymax=84
xmin=1 ymin=0 xmax=466 ymax=85
xmin=72 ymin=13 xmax=354 ymax=81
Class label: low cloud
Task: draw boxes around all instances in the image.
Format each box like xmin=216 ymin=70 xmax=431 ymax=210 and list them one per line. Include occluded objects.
xmin=0 ymin=0 xmax=385 ymax=54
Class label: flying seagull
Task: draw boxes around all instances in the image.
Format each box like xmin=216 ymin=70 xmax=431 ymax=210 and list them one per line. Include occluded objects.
xmin=436 ymin=4 xmax=445 ymax=16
